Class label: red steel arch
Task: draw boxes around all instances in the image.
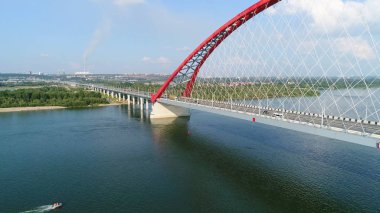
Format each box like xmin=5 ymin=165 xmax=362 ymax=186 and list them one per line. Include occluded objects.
xmin=151 ymin=0 xmax=282 ymax=103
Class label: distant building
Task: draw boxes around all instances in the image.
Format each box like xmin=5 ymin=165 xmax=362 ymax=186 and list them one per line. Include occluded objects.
xmin=75 ymin=72 xmax=91 ymax=76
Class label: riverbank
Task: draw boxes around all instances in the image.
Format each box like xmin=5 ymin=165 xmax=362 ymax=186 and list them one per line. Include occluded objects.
xmin=0 ymin=103 xmax=127 ymax=113
xmin=0 ymin=106 xmax=67 ymax=113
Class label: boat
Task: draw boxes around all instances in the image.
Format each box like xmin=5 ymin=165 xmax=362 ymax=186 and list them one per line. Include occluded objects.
xmin=51 ymin=203 xmax=63 ymax=209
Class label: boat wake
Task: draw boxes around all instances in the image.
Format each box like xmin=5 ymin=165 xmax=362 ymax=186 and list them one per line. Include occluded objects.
xmin=20 ymin=205 xmax=54 ymax=213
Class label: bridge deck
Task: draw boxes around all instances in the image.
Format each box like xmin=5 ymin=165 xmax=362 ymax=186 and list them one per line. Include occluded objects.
xmin=86 ymin=83 xmax=380 ymax=148
xmin=175 ymin=97 xmax=380 ymax=137
xmin=158 ymin=97 xmax=380 ymax=148
xmin=181 ymin=98 xmax=380 ymax=136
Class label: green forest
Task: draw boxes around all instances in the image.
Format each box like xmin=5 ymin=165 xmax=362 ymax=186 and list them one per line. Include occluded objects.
xmin=166 ymin=84 xmax=320 ymax=101
xmin=0 ymin=87 xmax=109 ymax=108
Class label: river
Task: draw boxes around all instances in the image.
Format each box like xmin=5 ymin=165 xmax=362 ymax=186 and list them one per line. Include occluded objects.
xmin=0 ymin=105 xmax=379 ymax=212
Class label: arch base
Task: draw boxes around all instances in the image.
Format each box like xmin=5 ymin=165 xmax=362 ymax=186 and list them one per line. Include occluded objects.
xmin=150 ymin=102 xmax=190 ymax=119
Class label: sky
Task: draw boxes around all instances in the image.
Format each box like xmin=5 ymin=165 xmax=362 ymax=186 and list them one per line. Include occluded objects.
xmin=0 ymin=0 xmax=379 ymax=75
xmin=0 ymin=0 xmax=256 ymax=74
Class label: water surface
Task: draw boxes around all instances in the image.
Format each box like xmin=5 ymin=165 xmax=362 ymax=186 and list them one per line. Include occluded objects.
xmin=0 ymin=106 xmax=379 ymax=212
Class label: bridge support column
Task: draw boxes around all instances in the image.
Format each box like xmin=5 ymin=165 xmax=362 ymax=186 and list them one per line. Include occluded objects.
xmin=127 ymin=95 xmax=131 ymax=105
xmin=119 ymin=93 xmax=122 ymax=102
xmin=150 ymin=102 xmax=190 ymax=119
xmin=145 ymin=99 xmax=149 ymax=111
xmin=132 ymin=96 xmax=136 ymax=105
xmin=122 ymin=94 xmax=126 ymax=102
xmin=140 ymin=98 xmax=144 ymax=111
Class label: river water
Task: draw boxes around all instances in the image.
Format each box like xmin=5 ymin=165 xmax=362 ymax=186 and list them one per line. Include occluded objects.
xmin=0 ymin=105 xmax=380 ymax=213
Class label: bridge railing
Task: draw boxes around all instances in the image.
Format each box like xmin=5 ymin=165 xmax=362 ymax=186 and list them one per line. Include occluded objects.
xmin=164 ymin=96 xmax=380 ymax=138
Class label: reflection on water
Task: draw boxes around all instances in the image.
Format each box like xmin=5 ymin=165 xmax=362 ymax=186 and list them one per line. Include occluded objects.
xmin=149 ymin=112 xmax=380 ymax=212
xmin=0 ymin=105 xmax=379 ymax=212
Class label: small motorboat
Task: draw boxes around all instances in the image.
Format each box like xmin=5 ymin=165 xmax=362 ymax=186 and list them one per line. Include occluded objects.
xmin=51 ymin=203 xmax=63 ymax=209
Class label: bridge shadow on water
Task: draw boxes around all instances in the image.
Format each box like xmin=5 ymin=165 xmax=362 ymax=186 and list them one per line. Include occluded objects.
xmin=144 ymin=109 xmax=380 ymax=213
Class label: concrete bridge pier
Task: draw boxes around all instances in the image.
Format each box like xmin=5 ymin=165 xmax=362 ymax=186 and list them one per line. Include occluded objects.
xmin=132 ymin=96 xmax=136 ymax=105
xmin=150 ymin=102 xmax=190 ymax=119
xmin=118 ymin=93 xmax=122 ymax=102
xmin=140 ymin=97 xmax=144 ymax=111
xmin=127 ymin=95 xmax=131 ymax=105
xmin=145 ymin=99 xmax=149 ymax=111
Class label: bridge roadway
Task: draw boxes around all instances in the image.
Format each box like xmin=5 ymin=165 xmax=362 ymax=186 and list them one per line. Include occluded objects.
xmin=175 ymin=97 xmax=380 ymax=136
xmin=79 ymin=83 xmax=380 ymax=148
xmin=158 ymin=97 xmax=380 ymax=148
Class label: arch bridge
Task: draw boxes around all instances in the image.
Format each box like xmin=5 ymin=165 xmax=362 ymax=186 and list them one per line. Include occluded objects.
xmin=88 ymin=0 xmax=380 ymax=149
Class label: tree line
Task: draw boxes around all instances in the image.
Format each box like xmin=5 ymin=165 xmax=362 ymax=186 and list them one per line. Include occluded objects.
xmin=0 ymin=87 xmax=109 ymax=108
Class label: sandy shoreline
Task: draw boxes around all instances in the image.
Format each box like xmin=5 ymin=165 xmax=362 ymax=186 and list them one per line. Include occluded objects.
xmin=0 ymin=103 xmax=127 ymax=113
xmin=0 ymin=106 xmax=67 ymax=113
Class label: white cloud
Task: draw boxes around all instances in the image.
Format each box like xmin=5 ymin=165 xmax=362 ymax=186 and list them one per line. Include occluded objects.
xmin=142 ymin=56 xmax=171 ymax=65
xmin=177 ymin=46 xmax=191 ymax=52
xmin=113 ymin=0 xmax=145 ymax=7
xmin=265 ymin=7 xmax=278 ymax=16
xmin=156 ymin=57 xmax=171 ymax=64
xmin=40 ymin=53 xmax=49 ymax=58
xmin=142 ymin=56 xmax=151 ymax=62
xmin=283 ymin=0 xmax=380 ymax=32
xmin=335 ymin=37 xmax=375 ymax=60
